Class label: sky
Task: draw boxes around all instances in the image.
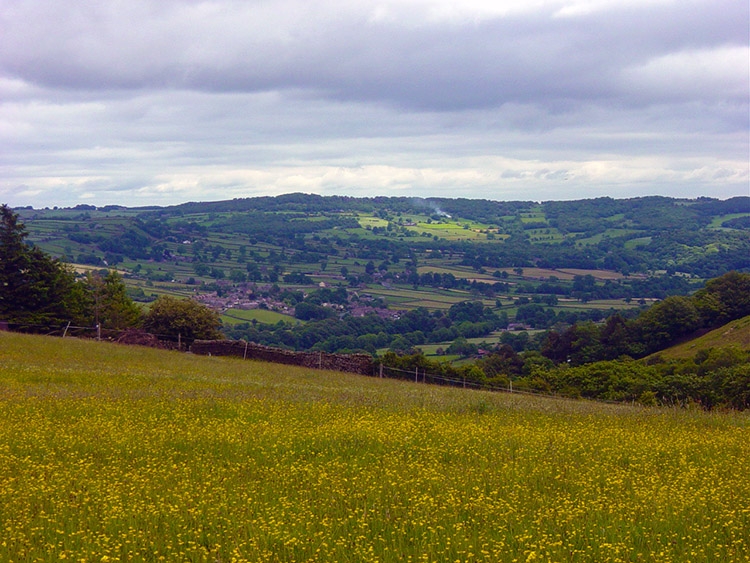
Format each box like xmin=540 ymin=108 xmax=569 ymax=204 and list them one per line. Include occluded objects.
xmin=1 ymin=0 xmax=748 ymax=208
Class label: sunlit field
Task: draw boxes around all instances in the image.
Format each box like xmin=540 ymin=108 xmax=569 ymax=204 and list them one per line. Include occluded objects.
xmin=0 ymin=332 xmax=748 ymax=562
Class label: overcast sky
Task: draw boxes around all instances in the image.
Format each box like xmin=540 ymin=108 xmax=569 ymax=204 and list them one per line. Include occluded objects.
xmin=1 ymin=0 xmax=748 ymax=208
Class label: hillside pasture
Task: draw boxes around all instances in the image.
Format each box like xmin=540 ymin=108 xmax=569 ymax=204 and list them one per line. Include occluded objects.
xmin=625 ymin=236 xmax=653 ymax=249
xmin=356 ymin=215 xmax=390 ymax=229
xmin=653 ymin=315 xmax=750 ymax=360
xmin=574 ymin=228 xmax=639 ymax=245
xmin=0 ymin=332 xmax=748 ymax=562
xmin=708 ymin=213 xmax=750 ymax=229
xmin=359 ymin=286 xmax=498 ymax=311
xmin=401 ymin=218 xmax=496 ymax=241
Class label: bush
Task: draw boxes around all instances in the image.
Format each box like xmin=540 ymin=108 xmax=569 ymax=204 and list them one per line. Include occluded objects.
xmin=142 ymin=296 xmax=222 ymax=344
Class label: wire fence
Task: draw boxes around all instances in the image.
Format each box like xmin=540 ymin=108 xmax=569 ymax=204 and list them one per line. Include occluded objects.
xmin=1 ymin=321 xmax=186 ymax=348
xmin=377 ymin=364 xmax=572 ymax=401
xmin=1 ymin=320 xmax=624 ymax=405
xmin=378 ymin=364 xmax=634 ymax=405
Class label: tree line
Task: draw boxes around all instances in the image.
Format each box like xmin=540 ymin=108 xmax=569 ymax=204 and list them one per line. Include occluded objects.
xmin=378 ymin=270 xmax=750 ymax=409
xmin=540 ymin=271 xmax=750 ymax=365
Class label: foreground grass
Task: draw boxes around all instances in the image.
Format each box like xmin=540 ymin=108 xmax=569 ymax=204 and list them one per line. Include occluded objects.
xmin=0 ymin=333 xmax=748 ymax=562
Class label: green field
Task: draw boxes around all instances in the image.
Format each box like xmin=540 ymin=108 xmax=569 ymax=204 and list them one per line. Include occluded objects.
xmin=417 ymin=265 xmax=497 ymax=281
xmin=0 ymin=332 xmax=748 ymax=562
xmin=575 ymin=228 xmax=639 ymax=245
xmin=376 ymin=287 xmax=496 ymax=310
xmin=357 ymin=216 xmax=389 ymax=229
xmin=221 ymin=308 xmax=300 ymax=325
xmin=708 ymin=213 xmax=750 ymax=228
xmin=554 ymin=298 xmax=641 ymax=311
xmin=360 ymin=286 xmax=479 ymax=310
xmin=625 ymin=236 xmax=653 ymax=249
xmin=494 ymin=267 xmax=626 ymax=281
xmin=405 ymin=221 xmax=490 ymax=241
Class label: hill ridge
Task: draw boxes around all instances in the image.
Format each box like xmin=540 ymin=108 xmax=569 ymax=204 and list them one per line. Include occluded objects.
xmin=652 ymin=315 xmax=750 ymax=360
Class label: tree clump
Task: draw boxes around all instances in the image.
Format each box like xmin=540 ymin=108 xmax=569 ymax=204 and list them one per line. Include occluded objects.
xmin=142 ymin=296 xmax=222 ymax=344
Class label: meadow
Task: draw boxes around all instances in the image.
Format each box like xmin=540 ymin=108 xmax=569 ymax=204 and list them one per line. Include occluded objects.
xmin=0 ymin=332 xmax=748 ymax=562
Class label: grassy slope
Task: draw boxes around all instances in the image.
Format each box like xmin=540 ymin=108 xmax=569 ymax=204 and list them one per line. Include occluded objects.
xmin=655 ymin=315 xmax=750 ymax=360
xmin=0 ymin=332 xmax=748 ymax=562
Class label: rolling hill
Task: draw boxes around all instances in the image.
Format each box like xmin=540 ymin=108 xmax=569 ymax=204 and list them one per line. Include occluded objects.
xmin=654 ymin=315 xmax=750 ymax=360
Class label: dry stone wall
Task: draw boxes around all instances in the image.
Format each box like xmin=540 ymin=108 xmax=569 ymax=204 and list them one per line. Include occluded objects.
xmin=116 ymin=329 xmax=181 ymax=350
xmin=191 ymin=340 xmax=375 ymax=376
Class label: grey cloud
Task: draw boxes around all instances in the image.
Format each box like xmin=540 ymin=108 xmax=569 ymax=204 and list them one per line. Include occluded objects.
xmin=1 ymin=1 xmax=747 ymax=208
xmin=1 ymin=0 xmax=746 ymax=111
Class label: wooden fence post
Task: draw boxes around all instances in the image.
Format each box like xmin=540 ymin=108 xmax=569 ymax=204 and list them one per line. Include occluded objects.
xmin=62 ymin=321 xmax=71 ymax=338
xmin=379 ymin=363 xmax=383 ymax=378
xmin=96 ymin=323 xmax=101 ymax=341
xmin=178 ymin=333 xmax=181 ymax=350
xmin=415 ymin=367 xmax=418 ymax=383
xmin=243 ymin=340 xmax=248 ymax=360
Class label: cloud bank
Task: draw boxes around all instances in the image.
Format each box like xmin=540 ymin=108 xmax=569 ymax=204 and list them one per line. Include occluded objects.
xmin=1 ymin=0 xmax=747 ymax=206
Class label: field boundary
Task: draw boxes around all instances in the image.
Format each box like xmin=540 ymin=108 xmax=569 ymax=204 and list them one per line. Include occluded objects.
xmin=1 ymin=321 xmax=622 ymax=405
xmin=191 ymin=339 xmax=373 ymax=375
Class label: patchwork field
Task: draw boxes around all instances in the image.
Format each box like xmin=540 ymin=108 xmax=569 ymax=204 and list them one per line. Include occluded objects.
xmin=359 ymin=286 xmax=488 ymax=310
xmin=0 ymin=332 xmax=748 ymax=562
xmin=19 ymin=197 xmax=743 ymax=352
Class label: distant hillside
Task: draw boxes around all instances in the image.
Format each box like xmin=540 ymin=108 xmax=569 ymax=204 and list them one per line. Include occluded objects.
xmin=11 ymin=195 xmax=750 ymax=357
xmin=654 ymin=315 xmax=750 ymax=360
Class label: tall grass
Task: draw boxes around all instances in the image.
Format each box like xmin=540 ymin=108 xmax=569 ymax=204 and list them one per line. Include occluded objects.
xmin=0 ymin=332 xmax=748 ymax=562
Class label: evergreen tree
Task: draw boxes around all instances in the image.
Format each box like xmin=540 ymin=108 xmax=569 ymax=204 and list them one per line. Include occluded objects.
xmin=86 ymin=270 xmax=142 ymax=330
xmin=0 ymin=204 xmax=89 ymax=325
